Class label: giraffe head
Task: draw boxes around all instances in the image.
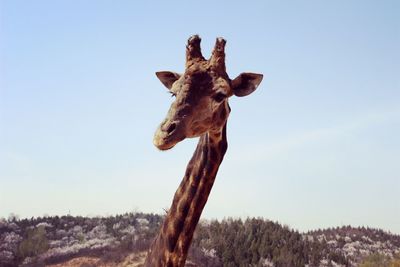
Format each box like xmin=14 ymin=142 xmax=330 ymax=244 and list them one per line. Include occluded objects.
xmin=154 ymin=35 xmax=263 ymax=150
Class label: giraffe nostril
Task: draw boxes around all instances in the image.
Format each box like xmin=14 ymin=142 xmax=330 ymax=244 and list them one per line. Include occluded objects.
xmin=166 ymin=123 xmax=177 ymax=134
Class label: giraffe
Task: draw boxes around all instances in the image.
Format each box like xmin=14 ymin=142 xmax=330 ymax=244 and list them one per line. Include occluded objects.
xmin=145 ymin=35 xmax=263 ymax=267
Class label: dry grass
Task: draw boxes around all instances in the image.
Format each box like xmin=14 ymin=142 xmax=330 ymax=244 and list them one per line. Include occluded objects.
xmin=46 ymin=252 xmax=146 ymax=267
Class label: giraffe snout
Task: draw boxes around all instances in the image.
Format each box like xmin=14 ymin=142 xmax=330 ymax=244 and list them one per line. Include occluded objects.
xmin=154 ymin=120 xmax=185 ymax=150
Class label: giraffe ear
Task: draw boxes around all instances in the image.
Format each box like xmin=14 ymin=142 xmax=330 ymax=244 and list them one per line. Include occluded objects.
xmin=156 ymin=71 xmax=181 ymax=89
xmin=231 ymin=73 xmax=263 ymax=97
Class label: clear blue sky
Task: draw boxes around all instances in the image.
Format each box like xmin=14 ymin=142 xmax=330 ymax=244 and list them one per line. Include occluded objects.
xmin=1 ymin=1 xmax=399 ymax=234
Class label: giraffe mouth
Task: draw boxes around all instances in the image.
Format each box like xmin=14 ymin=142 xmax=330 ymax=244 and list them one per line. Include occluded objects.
xmin=153 ymin=121 xmax=185 ymax=150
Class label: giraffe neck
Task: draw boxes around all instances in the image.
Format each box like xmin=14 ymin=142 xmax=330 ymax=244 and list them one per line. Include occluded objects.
xmin=145 ymin=123 xmax=228 ymax=267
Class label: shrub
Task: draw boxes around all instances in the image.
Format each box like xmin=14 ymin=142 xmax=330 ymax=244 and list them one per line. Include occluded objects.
xmin=18 ymin=226 xmax=49 ymax=259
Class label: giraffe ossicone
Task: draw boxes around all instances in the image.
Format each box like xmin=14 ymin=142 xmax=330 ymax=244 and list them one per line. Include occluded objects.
xmin=145 ymin=35 xmax=263 ymax=267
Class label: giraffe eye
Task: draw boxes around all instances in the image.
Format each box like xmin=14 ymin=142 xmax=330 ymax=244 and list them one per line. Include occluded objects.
xmin=169 ymin=91 xmax=176 ymax=97
xmin=213 ymin=92 xmax=226 ymax=103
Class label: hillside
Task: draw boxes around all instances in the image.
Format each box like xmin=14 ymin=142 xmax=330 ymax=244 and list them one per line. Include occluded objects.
xmin=1 ymin=213 xmax=399 ymax=266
